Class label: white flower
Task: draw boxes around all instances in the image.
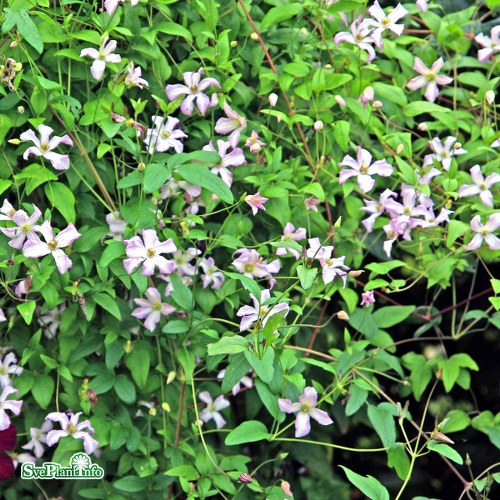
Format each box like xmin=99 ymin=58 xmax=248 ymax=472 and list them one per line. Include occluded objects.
xmin=80 ymin=37 xmax=122 ymax=80
xmin=199 ymin=392 xmax=230 ymax=429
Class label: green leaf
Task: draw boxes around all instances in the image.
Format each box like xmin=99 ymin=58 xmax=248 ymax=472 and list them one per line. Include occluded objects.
xmin=113 ymin=476 xmax=147 ymax=493
xmin=446 ymin=220 xmax=469 ymax=247
xmin=442 ymin=409 xmax=471 ymax=433
xmin=373 ymin=306 xmax=415 ymax=328
xmin=405 ymin=101 xmax=451 ymax=116
xmin=367 ymin=404 xmax=396 ymax=447
xmin=345 ymin=383 xmax=368 ymax=416
xmin=44 ymin=182 xmax=75 ymax=223
xmin=156 ymin=22 xmax=193 ymax=42
xmin=0 ymin=114 xmax=12 ymax=144
xmin=93 ymin=292 xmax=121 ymax=320
xmin=15 ymin=164 xmax=58 ymax=194
xmin=176 ymin=165 xmax=233 ymax=203
xmin=207 ymin=335 xmax=248 ymax=355
xmin=165 ymin=465 xmax=199 ymax=480
xmin=365 ymin=260 xmax=406 ymax=275
xmin=261 ymin=4 xmax=303 ymax=30
xmin=169 ymin=273 xmax=193 ymax=311
xmin=4 ymin=8 xmax=44 ymax=53
xmin=427 ymin=441 xmax=463 ymax=464
xmin=339 ymin=466 xmax=390 ymax=500
xmin=143 ymin=164 xmax=171 ymax=193
xmin=117 ymin=170 xmax=143 ymax=189
xmin=99 ymin=241 xmax=125 ymax=267
xmin=125 ymin=347 xmax=150 ymax=390
xmin=31 ymin=374 xmax=54 ymax=409
xmin=225 ymin=421 xmax=270 ymax=445
xmin=114 ymin=374 xmax=136 ymax=404
xmin=332 ymin=120 xmax=350 ymax=152
xmin=17 ymin=301 xmax=36 ymax=324
xmin=224 ymin=272 xmax=261 ymax=299
xmin=387 ymin=443 xmax=411 ymax=481
xmin=297 ymin=265 xmax=318 ymax=289
xmin=244 ymin=348 xmax=275 ymax=384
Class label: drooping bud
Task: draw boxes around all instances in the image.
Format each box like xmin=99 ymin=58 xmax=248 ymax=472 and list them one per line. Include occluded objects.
xmin=348 ymin=270 xmax=364 ymax=278
xmin=166 ymin=371 xmax=176 ymax=384
xmin=418 ymin=122 xmax=427 ymax=131
xmin=314 ymin=120 xmax=324 ymax=131
xmin=337 ymin=310 xmax=349 ymax=321
xmin=372 ymin=100 xmax=383 ymax=109
xmin=230 ymin=40 xmax=238 ymax=48
xmin=250 ymin=32 xmax=259 ymax=41
xmin=335 ymin=95 xmax=346 ymax=107
xmin=162 ymin=402 xmax=171 ymax=412
xmin=396 ymin=144 xmax=405 ymax=154
xmin=485 ymin=90 xmax=495 ymax=105
xmin=431 ymin=432 xmax=455 ymax=445
xmin=281 ymin=480 xmax=293 ymax=496
xmin=269 ymin=93 xmax=278 ymax=107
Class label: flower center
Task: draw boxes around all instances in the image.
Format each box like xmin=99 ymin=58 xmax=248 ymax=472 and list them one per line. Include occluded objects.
xmin=190 ymin=85 xmax=198 ymax=93
xmin=208 ymin=404 xmax=216 ymax=412
xmin=426 ymin=72 xmax=436 ymax=82
xmin=66 ymin=424 xmax=77 ymax=435
xmin=480 ymin=229 xmax=489 ymax=236
xmin=300 ymin=403 xmax=311 ymax=413
xmin=0 ymin=367 xmax=6 ymax=374
xmin=355 ymin=33 xmax=364 ymax=42
xmin=479 ymin=183 xmax=487 ymax=190
xmin=152 ymin=303 xmax=162 ymax=311
xmin=98 ymin=51 xmax=107 ymax=60
xmin=40 ymin=142 xmax=49 ymax=152
xmin=147 ymin=248 xmax=156 ymax=258
xmin=244 ymin=263 xmax=254 ymax=273
xmin=48 ymin=240 xmax=58 ymax=251
xmin=382 ymin=18 xmax=390 ymax=28
xmin=259 ymin=306 xmax=268 ymax=317
xmin=359 ymin=164 xmax=369 ymax=174
xmin=21 ymin=223 xmax=32 ymax=233
xmin=160 ymin=130 xmax=170 ymax=139
xmin=403 ymin=207 xmax=412 ymax=215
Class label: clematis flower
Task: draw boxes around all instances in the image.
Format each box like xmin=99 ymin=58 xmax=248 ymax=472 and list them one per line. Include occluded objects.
xmin=423 ymin=136 xmax=467 ymax=171
xmin=0 ymin=424 xmax=17 ymax=480
xmin=215 ymin=101 xmax=247 ymax=148
xmin=406 ymin=57 xmax=453 ymax=103
xmin=319 ymin=248 xmax=350 ymax=286
xmin=106 ymin=211 xmax=127 ymax=239
xmin=306 ymin=237 xmax=333 ymax=260
xmin=305 ymin=195 xmax=321 ymax=212
xmin=123 ymin=229 xmax=177 ymax=276
xmin=464 ymin=214 xmax=500 ymax=251
xmin=276 ymin=223 xmax=306 ymax=259
xmin=458 ymin=165 xmax=500 ymax=207
xmin=236 ymin=289 xmax=289 ymax=332
xmin=217 ymin=369 xmax=253 ymax=396
xmin=23 ymin=221 xmax=81 ymax=274
xmin=166 ymin=68 xmax=220 ymax=116
xmin=361 ymin=290 xmax=376 ymax=307
xmin=0 ymin=387 xmax=22 ymax=431
xmin=22 ymin=421 xmax=53 ymax=459
xmin=0 ymin=309 xmax=5 ymax=322
xmin=0 ymin=200 xmax=15 ymax=221
xmin=382 ymin=219 xmax=411 ymax=257
xmin=80 ymin=37 xmax=122 ymax=80
xmin=360 ymin=188 xmax=397 ymax=232
xmin=161 ymin=178 xmax=201 ymax=200
xmin=38 ymin=304 xmax=65 ymax=339
xmin=0 ymin=353 xmax=23 ymax=389
xmin=475 ymin=27 xmax=500 ymax=63
xmin=172 ymin=247 xmax=200 ymax=276
xmin=10 ymin=451 xmax=36 ymax=470
xmin=367 ymin=1 xmax=408 ymax=48
xmin=358 ymin=86 xmax=374 ymax=107
xmin=0 ymin=205 xmax=41 ymax=249
xmin=339 ymin=146 xmax=393 ymax=193
xmin=124 ymin=63 xmax=149 ymax=88
xmin=232 ymin=248 xmax=280 ymax=279
xmin=202 ymin=140 xmax=246 ymax=187
xmin=416 ymin=0 xmax=428 ymax=12
xmin=334 ymin=17 xmax=376 ymax=62
xmin=199 ymin=392 xmax=230 ymax=429
xmin=278 ymin=387 xmax=333 ymax=438
xmin=104 ymin=0 xmax=139 ymax=15
xmin=245 ymin=131 xmax=265 ymax=153
xmin=245 ymin=192 xmax=268 ymax=215
xmin=15 ymin=276 xmax=32 ymax=297
xmin=45 ymin=411 xmax=99 ymax=454
xmin=384 ymin=185 xmax=429 ymax=225
xmin=144 ymin=115 xmax=187 ymax=154
xmin=20 ymin=124 xmax=73 ymax=171
xmin=132 ymin=287 xmax=175 ymax=332
xmin=199 ymin=257 xmax=225 ymax=290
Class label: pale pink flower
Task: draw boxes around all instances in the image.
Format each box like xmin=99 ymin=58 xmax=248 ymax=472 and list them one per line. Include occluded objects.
xmin=22 ymin=421 xmax=53 ymax=458
xmin=358 ymin=86 xmax=374 ymax=107
xmin=80 ymin=37 xmax=122 ymax=80
xmin=199 ymin=257 xmax=224 ymax=290
xmin=104 ymin=0 xmax=139 ymax=15
xmin=125 ymin=63 xmax=148 ymax=88
xmin=464 ymin=214 xmax=500 ymax=251
xmin=0 ymin=205 xmax=41 ymax=249
xmin=123 ymin=229 xmax=177 ymax=276
xmin=45 ymin=411 xmax=99 ymax=454
xmin=458 ymin=165 xmax=500 ymax=207
xmin=166 ymin=68 xmax=220 ymax=116
xmin=319 ymin=248 xmax=350 ymax=286
xmin=360 ymin=189 xmax=397 ymax=232
xmin=268 ymin=93 xmax=278 ymax=107
xmin=106 ymin=211 xmax=127 ymax=239
xmin=23 ymin=221 xmax=81 ymax=274
xmin=406 ymin=57 xmax=453 ymax=103
xmin=0 ymin=309 xmax=5 ymax=322
xmin=38 ymin=304 xmax=65 ymax=339
xmin=361 ymin=290 xmax=375 ymax=307
xmin=334 ymin=17 xmax=376 ymax=62
xmin=276 ymin=223 xmax=306 ymax=259
xmin=215 ymin=101 xmax=247 ymax=148
xmin=15 ymin=277 xmax=32 ymax=297
xmin=475 ymin=26 xmax=500 ymax=63
xmin=384 ymin=185 xmax=429 ymax=224
xmin=0 ymin=387 xmax=22 ymax=431
xmin=382 ymin=219 xmax=411 ymax=257
xmin=199 ymin=392 xmax=230 ymax=429
xmin=160 ymin=178 xmax=201 ymax=200
xmin=0 ymin=353 xmax=23 ymax=389
xmin=306 ymin=237 xmax=333 ymax=260
xmin=245 ymin=192 xmax=268 ymax=215
xmin=245 ymin=130 xmax=265 ymax=153
xmin=278 ymin=387 xmax=333 ymax=438
xmin=423 ymin=136 xmax=467 ymax=171
xmin=367 ymin=1 xmax=408 ymax=48
xmin=339 ymin=146 xmax=393 ymax=193
xmin=416 ymin=0 xmax=428 ymax=12
xmin=132 ymin=287 xmax=175 ymax=332
xmin=305 ymin=196 xmax=321 ymax=212
xmin=144 ymin=115 xmax=187 ymax=154
xmin=172 ymin=247 xmax=200 ymax=276
xmin=217 ymin=369 xmax=253 ymax=396
xmin=20 ymin=124 xmax=73 ymax=171
xmin=202 ymin=140 xmax=246 ymax=187
xmin=237 ymin=289 xmax=289 ymax=332
xmin=11 ymin=452 xmax=36 ymax=470
xmin=0 ymin=199 xmax=15 ymax=221
xmin=232 ymin=248 xmax=280 ymax=279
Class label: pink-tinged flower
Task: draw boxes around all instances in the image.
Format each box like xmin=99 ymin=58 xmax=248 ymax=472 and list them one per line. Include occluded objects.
xmin=45 ymin=412 xmax=98 ymax=454
xmin=14 ymin=276 xmax=31 ymax=297
xmin=38 ymin=304 xmax=65 ymax=339
xmin=23 ymin=221 xmax=81 ymax=274
xmin=106 ymin=211 xmax=127 ymax=239
xmin=406 ymin=57 xmax=453 ymax=103
xmin=125 ymin=63 xmax=149 ymax=88
xmin=0 ymin=309 xmax=5 ymax=322
xmin=218 ymin=369 xmax=253 ymax=396
xmin=420 ymin=207 xmax=453 ymax=229
xmin=245 ymin=192 xmax=268 ymax=215
xmin=0 ymin=353 xmax=23 ymax=389
xmin=104 ymin=0 xmax=139 ymax=15
xmin=358 ymin=86 xmax=374 ymax=107
xmin=281 ymin=480 xmax=293 ymax=496
xmin=360 ymin=189 xmax=397 ymax=232
xmin=0 ymin=200 xmax=15 ymax=221
xmin=361 ymin=290 xmax=375 ymax=307
xmin=11 ymin=451 xmax=36 ymax=470
xmin=237 ymin=289 xmax=289 ymax=332
xmin=319 ymin=248 xmax=350 ymax=286
xmin=382 ymin=219 xmax=411 ymax=257
xmin=215 ymin=101 xmax=247 ymax=148
xmin=172 ymin=247 xmax=200 ymax=276
xmin=160 ymin=178 xmax=201 ymax=200
xmin=464 ymin=214 xmax=500 ymax=251
xmin=423 ymin=136 xmax=467 ymax=172
xmin=475 ymin=27 xmax=500 ymax=63
xmin=417 ymin=165 xmax=442 ymax=185
xmin=20 ymin=124 xmax=73 ymax=171
xmin=232 ymin=248 xmax=280 ymax=279
xmin=306 ymin=237 xmax=333 ymax=260
xmin=416 ymin=0 xmax=428 ymax=12
xmin=367 ymin=1 xmax=408 ymax=48
xmin=166 ymin=68 xmax=220 ymax=116
xmin=458 ymin=165 xmax=500 ymax=207
xmin=268 ymin=93 xmax=278 ymax=107
xmin=132 ymin=287 xmax=175 ymax=332
xmin=111 ymin=112 xmax=147 ymax=137
xmin=199 ymin=392 xmax=230 ymax=429
xmin=22 ymin=421 xmax=53 ymax=458
xmin=339 ymin=147 xmax=393 ymax=193
xmin=0 ymin=387 xmax=22 ymax=431
xmin=278 ymin=387 xmax=333 ymax=438
xmin=276 ymin=223 xmax=306 ymax=259
xmin=491 ymin=138 xmax=500 ymax=148
xmin=0 ymin=205 xmax=41 ymax=249
xmin=80 ymin=37 xmax=122 ymax=80
xmin=245 ymin=131 xmax=265 ymax=153
xmin=199 ymin=257 xmax=224 ymax=290
xmin=384 ymin=185 xmax=429 ymax=224
xmin=144 ymin=115 xmax=187 ymax=154
xmin=123 ymin=229 xmax=177 ymax=276
xmin=334 ymin=17 xmax=376 ymax=62
xmin=305 ymin=196 xmax=321 ymax=212
xmin=202 ymin=140 xmax=246 ymax=187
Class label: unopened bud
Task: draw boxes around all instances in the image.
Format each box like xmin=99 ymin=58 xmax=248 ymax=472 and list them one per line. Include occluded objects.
xmin=250 ymin=32 xmax=259 ymax=41
xmin=337 ymin=310 xmax=349 ymax=321
xmin=166 ymin=371 xmax=176 ymax=384
xmin=279 ymin=452 xmax=289 ymax=459
xmin=8 ymin=139 xmax=20 ymax=145
xmin=124 ymin=340 xmax=133 ymax=353
xmin=269 ymin=93 xmax=278 ymax=107
xmin=13 ymin=62 xmax=22 ymax=72
xmin=325 ymin=64 xmax=332 ymax=69
xmin=162 ymin=402 xmax=171 ymax=412
xmin=195 ymin=419 xmax=203 ymax=427
xmin=281 ymin=480 xmax=293 ymax=496
xmin=238 ymin=473 xmax=253 ymax=483
xmin=230 ymin=40 xmax=238 ymax=48
xmin=149 ymin=407 xmax=157 ymax=416
xmin=300 ymin=28 xmax=308 ymax=36
xmin=485 ymin=90 xmax=495 ymax=105
xmin=436 ymin=367 xmax=443 ymax=379
xmin=348 ymin=270 xmax=364 ymax=278
xmin=314 ymin=120 xmax=323 ymax=131
xmin=453 ymin=142 xmax=462 ymax=150
xmin=9 ymin=40 xmax=18 ymax=48
xmin=335 ymin=95 xmax=346 ymax=107
xmin=396 ymin=144 xmax=405 ymax=154
xmin=17 ymin=106 xmax=25 ymax=114
xmin=334 ymin=216 xmax=342 ymax=228
xmin=418 ymin=123 xmax=427 ymax=131
xmin=432 ymin=431 xmax=454 ymax=445
xmin=465 ymin=453 xmax=472 ymax=466
xmin=137 ymin=162 xmax=146 ymax=171
xmin=373 ymin=100 xmax=383 ymax=109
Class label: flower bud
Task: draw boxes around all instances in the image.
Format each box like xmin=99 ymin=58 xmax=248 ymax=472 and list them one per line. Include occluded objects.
xmin=137 ymin=162 xmax=146 ymax=171
xmin=238 ymin=473 xmax=253 ymax=483
xmin=432 ymin=431 xmax=454 ymax=445
xmin=281 ymin=481 xmax=293 ymax=496
xmin=325 ymin=64 xmax=332 ymax=69
xmin=250 ymin=32 xmax=259 ymax=41
xmin=9 ymin=40 xmax=18 ymax=48
xmin=314 ymin=120 xmax=323 ymax=131
xmin=485 ymin=90 xmax=495 ymax=105
xmin=335 ymin=95 xmax=346 ymax=107
xmin=337 ymin=310 xmax=349 ymax=321
xmin=8 ymin=139 xmax=20 ymax=145
xmin=348 ymin=270 xmax=364 ymax=278
xmin=465 ymin=453 xmax=472 ymax=466
xmin=149 ymin=407 xmax=157 ymax=416
xmin=230 ymin=40 xmax=238 ymax=48
xmin=300 ymin=28 xmax=308 ymax=36
xmin=373 ymin=100 xmax=383 ymax=109
xmin=162 ymin=402 xmax=171 ymax=412
xmin=17 ymin=106 xmax=25 ymax=114
xmin=396 ymin=144 xmax=404 ymax=154
xmin=269 ymin=93 xmax=278 ymax=107
xmin=166 ymin=371 xmax=176 ymax=384
xmin=418 ymin=122 xmax=427 ymax=131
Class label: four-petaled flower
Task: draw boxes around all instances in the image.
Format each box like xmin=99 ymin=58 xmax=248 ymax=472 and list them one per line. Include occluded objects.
xmin=144 ymin=115 xmax=187 ymax=154
xmin=80 ymin=37 xmax=122 ymax=80
xmin=367 ymin=2 xmax=408 ymax=48
xmin=215 ymin=101 xmax=247 ymax=148
xmin=237 ymin=289 xmax=289 ymax=332
xmin=125 ymin=63 xmax=149 ymax=88
xmin=132 ymin=287 xmax=175 ymax=332
xmin=464 ymin=214 xmax=500 ymax=251
xmin=458 ymin=165 xmax=500 ymax=207
xmin=423 ymin=136 xmax=467 ymax=172
xmin=22 ymin=421 xmax=53 ymax=459
xmin=45 ymin=411 xmax=99 ymax=455
xmin=406 ymin=57 xmax=453 ymax=103
xmin=276 ymin=223 xmax=306 ymax=259
xmin=475 ymin=27 xmax=500 ymax=63
xmin=199 ymin=392 xmax=230 ymax=429
xmin=0 ymin=353 xmax=23 ymax=389
xmin=166 ymin=68 xmax=220 ymax=116
xmin=20 ymin=124 xmax=73 ymax=171
xmin=334 ymin=17 xmax=376 ymax=62
xmin=0 ymin=204 xmax=41 ymax=249
xmin=202 ymin=140 xmax=246 ymax=187
xmin=199 ymin=257 xmax=225 ymax=290
xmin=361 ymin=290 xmax=376 ymax=307
xmin=245 ymin=192 xmax=269 ymax=215
xmin=0 ymin=387 xmax=22 ymax=431
xmin=278 ymin=387 xmax=333 ymax=438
